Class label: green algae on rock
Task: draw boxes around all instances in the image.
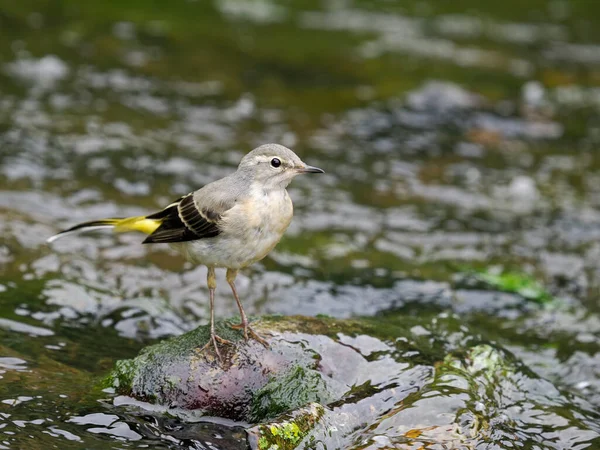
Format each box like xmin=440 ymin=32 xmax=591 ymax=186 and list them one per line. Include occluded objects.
xmin=249 ymin=366 xmax=337 ymax=423
xmin=476 ymin=270 xmax=554 ymax=304
xmin=247 ymin=403 xmax=325 ymax=450
xmin=459 ymin=267 xmax=555 ymax=304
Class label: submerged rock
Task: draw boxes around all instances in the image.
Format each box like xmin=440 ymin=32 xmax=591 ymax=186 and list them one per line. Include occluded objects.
xmin=105 ymin=314 xmax=600 ymax=449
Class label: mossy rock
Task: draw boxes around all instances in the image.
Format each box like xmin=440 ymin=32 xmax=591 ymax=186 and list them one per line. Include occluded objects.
xmin=103 ymin=315 xmax=394 ymax=422
xmin=247 ymin=403 xmax=325 ymax=450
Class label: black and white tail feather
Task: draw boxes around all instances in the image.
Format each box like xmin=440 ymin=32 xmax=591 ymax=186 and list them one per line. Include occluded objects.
xmin=46 ymin=194 xmax=222 ymax=244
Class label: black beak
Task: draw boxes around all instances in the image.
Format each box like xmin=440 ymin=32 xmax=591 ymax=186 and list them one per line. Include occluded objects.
xmin=296 ymin=165 xmax=325 ymax=174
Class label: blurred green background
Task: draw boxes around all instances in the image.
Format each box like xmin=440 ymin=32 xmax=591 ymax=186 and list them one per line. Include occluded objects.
xmin=2 ymin=0 xmax=600 ymax=448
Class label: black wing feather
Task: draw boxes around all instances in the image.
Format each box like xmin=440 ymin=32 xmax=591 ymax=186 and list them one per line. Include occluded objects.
xmin=142 ymin=195 xmax=221 ymax=244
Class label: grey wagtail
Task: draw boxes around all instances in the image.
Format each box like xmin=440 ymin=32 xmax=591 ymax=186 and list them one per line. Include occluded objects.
xmin=47 ymin=144 xmax=324 ymax=359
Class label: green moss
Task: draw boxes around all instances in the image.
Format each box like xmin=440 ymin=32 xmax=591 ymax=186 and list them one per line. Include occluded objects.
xmin=270 ymin=422 xmax=301 ymax=444
xmin=258 ymin=436 xmax=270 ymax=450
xmin=141 ymin=318 xmax=244 ymax=358
xmin=250 ymin=366 xmax=335 ymax=422
xmin=471 ymin=268 xmax=554 ymax=304
xmin=102 ymin=318 xmax=245 ymax=395
xmin=101 ymin=358 xmax=137 ymax=391
xmin=261 ymin=314 xmax=407 ymax=343
xmin=256 ymin=403 xmax=325 ymax=450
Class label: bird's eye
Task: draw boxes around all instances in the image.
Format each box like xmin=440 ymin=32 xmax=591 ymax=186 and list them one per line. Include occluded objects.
xmin=270 ymin=158 xmax=281 ymax=168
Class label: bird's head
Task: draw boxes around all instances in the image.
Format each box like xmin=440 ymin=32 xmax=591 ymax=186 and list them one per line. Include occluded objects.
xmin=238 ymin=143 xmax=324 ymax=189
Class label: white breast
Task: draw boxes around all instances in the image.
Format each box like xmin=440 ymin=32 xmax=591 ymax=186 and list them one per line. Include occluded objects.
xmin=182 ymin=187 xmax=293 ymax=269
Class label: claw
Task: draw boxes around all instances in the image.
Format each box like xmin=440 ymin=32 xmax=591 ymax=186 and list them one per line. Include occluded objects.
xmin=200 ymin=332 xmax=234 ymax=362
xmin=230 ymin=321 xmax=249 ymax=340
xmin=230 ymin=322 xmax=270 ymax=348
xmin=226 ymin=269 xmax=270 ymax=348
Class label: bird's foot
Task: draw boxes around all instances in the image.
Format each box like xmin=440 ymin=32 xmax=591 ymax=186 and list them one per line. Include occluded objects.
xmin=229 ymin=322 xmax=248 ymax=338
xmin=230 ymin=322 xmax=270 ymax=348
xmin=200 ymin=333 xmax=234 ymax=362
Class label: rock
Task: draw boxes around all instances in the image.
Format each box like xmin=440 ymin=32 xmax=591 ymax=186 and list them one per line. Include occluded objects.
xmin=247 ymin=403 xmax=325 ymax=450
xmin=104 ymin=315 xmax=386 ymax=422
xmin=105 ymin=314 xmax=600 ymax=449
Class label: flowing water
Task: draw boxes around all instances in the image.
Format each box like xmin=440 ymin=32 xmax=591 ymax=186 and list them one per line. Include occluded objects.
xmin=1 ymin=0 xmax=600 ymax=448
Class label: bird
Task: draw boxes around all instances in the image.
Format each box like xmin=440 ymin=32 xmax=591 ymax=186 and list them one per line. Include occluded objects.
xmin=47 ymin=143 xmax=324 ymax=360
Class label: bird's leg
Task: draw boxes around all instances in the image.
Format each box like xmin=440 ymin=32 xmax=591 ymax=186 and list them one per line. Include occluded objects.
xmin=201 ymin=267 xmax=233 ymax=360
xmin=226 ymin=269 xmax=248 ymax=338
xmin=227 ymin=269 xmax=269 ymax=347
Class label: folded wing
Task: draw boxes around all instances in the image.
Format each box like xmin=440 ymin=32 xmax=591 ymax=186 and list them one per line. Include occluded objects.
xmin=142 ymin=194 xmax=221 ymax=244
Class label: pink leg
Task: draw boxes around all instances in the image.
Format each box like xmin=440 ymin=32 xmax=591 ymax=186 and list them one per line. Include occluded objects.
xmin=227 ymin=269 xmax=269 ymax=347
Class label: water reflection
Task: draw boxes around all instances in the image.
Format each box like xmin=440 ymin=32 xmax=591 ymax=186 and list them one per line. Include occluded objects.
xmin=69 ymin=413 xmax=142 ymax=441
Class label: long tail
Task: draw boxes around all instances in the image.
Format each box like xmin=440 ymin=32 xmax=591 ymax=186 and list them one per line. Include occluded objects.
xmin=46 ymin=216 xmax=162 ymax=244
